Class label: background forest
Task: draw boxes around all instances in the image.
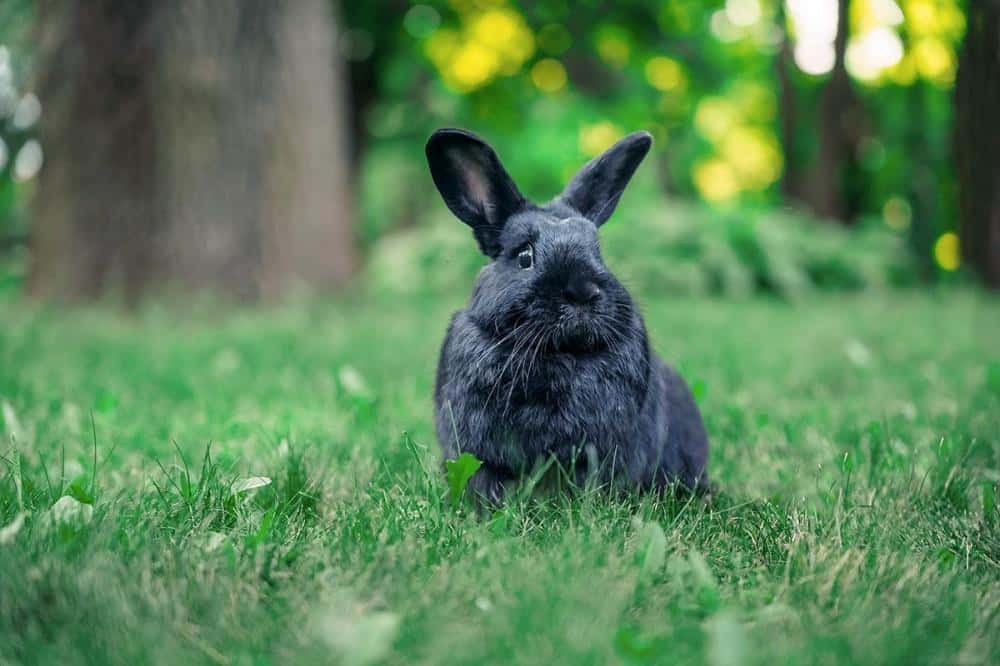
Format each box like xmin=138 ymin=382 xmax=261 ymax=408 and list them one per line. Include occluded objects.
xmin=0 ymin=0 xmax=997 ymax=299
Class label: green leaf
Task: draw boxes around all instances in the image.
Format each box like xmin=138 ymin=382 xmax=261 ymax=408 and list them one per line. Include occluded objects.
xmin=489 ymin=508 xmax=512 ymax=536
xmin=66 ymin=477 xmax=95 ymax=505
xmin=445 ymin=452 xmax=482 ymax=505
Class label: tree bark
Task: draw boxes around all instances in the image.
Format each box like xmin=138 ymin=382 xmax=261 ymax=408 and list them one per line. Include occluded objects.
xmin=954 ymin=0 xmax=1000 ymax=288
xmin=776 ymin=0 xmax=802 ymax=203
xmin=28 ymin=0 xmax=357 ymax=303
xmin=29 ymin=1 xmax=160 ymax=302
xmin=805 ymin=0 xmax=865 ymax=223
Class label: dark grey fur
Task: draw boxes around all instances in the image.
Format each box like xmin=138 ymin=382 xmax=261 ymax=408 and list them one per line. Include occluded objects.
xmin=426 ymin=128 xmax=709 ymax=503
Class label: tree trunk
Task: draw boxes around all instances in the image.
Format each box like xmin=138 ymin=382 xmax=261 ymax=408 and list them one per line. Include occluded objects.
xmin=805 ymin=0 xmax=865 ymax=223
xmin=776 ymin=0 xmax=802 ymax=203
xmin=954 ymin=0 xmax=1000 ymax=288
xmin=28 ymin=0 xmax=358 ymax=303
xmin=905 ymin=83 xmax=937 ymax=279
xmin=28 ymin=2 xmax=160 ymax=302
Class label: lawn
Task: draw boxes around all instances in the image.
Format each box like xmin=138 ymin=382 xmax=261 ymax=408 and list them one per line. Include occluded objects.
xmin=1 ymin=289 xmax=998 ymax=665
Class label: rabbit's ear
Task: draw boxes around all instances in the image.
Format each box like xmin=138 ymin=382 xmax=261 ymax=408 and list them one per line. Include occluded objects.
xmin=426 ymin=128 xmax=527 ymax=257
xmin=558 ymin=131 xmax=652 ymax=227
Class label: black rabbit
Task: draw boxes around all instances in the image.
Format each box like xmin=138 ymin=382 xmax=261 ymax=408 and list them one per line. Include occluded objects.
xmin=427 ymin=128 xmax=709 ymax=504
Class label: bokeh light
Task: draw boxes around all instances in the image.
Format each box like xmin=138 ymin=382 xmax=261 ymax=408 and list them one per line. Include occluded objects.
xmin=847 ymin=27 xmax=905 ymax=80
xmin=720 ymin=127 xmax=783 ymax=190
xmin=530 ymin=58 xmax=567 ymax=93
xmin=883 ymin=196 xmax=912 ymax=229
xmin=725 ymin=0 xmax=763 ymax=28
xmin=694 ymin=98 xmax=739 ymax=142
xmin=404 ymin=5 xmax=441 ymax=39
xmin=693 ymin=158 xmax=741 ymax=203
xmin=933 ymin=232 xmax=960 ymax=271
xmin=788 ymin=0 xmax=839 ymax=75
xmin=13 ymin=139 xmax=42 ymax=182
xmin=12 ymin=92 xmax=40 ymax=129
xmin=579 ymin=122 xmax=623 ymax=158
xmin=645 ymin=57 xmax=687 ymax=92
xmin=423 ymin=6 xmax=534 ymax=92
xmin=595 ymin=28 xmax=630 ymax=69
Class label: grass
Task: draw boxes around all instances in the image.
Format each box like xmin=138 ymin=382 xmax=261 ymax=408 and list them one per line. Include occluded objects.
xmin=0 ymin=288 xmax=998 ymax=665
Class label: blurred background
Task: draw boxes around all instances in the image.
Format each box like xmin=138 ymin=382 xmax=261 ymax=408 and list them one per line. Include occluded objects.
xmin=0 ymin=0 xmax=996 ymax=303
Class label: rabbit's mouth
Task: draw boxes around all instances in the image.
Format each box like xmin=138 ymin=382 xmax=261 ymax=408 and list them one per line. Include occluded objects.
xmin=552 ymin=311 xmax=607 ymax=353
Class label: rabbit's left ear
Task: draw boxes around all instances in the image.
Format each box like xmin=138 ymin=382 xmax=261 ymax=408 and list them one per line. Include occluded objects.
xmin=426 ymin=128 xmax=527 ymax=257
xmin=558 ymin=131 xmax=652 ymax=227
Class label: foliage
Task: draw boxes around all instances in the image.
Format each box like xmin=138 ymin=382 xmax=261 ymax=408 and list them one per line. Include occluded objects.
xmin=344 ymin=0 xmax=967 ymax=274
xmin=0 ymin=0 xmax=978 ymax=280
xmin=1 ymin=288 xmax=998 ymax=663
xmin=445 ymin=452 xmax=482 ymax=505
xmin=368 ymin=200 xmax=917 ymax=298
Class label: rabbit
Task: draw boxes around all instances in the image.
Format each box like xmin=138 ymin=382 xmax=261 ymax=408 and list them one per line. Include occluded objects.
xmin=426 ymin=128 xmax=709 ymax=504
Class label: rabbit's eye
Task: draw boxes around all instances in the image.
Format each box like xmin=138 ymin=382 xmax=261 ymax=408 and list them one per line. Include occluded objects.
xmin=517 ymin=245 xmax=533 ymax=270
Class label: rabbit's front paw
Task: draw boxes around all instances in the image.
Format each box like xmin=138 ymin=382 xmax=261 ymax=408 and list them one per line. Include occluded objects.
xmin=466 ymin=464 xmax=512 ymax=507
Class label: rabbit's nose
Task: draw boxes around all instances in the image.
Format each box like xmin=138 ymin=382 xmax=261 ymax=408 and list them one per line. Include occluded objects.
xmin=564 ymin=278 xmax=601 ymax=305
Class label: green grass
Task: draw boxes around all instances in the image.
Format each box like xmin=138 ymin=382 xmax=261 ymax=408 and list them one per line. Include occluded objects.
xmin=1 ymin=289 xmax=998 ymax=665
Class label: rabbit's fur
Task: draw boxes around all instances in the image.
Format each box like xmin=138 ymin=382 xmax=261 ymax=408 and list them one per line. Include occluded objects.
xmin=427 ymin=128 xmax=709 ymax=503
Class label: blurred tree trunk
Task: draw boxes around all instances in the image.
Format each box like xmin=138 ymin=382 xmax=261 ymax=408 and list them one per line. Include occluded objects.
xmin=28 ymin=0 xmax=357 ymax=303
xmin=805 ymin=0 xmax=864 ymax=223
xmin=776 ymin=0 xmax=802 ymax=203
xmin=905 ymin=83 xmax=937 ymax=279
xmin=954 ymin=0 xmax=1000 ymax=288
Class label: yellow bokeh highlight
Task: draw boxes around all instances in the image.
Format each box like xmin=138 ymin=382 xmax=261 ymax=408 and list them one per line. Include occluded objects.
xmin=596 ymin=32 xmax=630 ymax=69
xmin=531 ymin=58 xmax=567 ymax=93
xmin=913 ymin=37 xmax=955 ymax=86
xmin=694 ymin=98 xmax=738 ymax=142
xmin=691 ymin=92 xmax=783 ymax=203
xmin=933 ymin=232 xmax=960 ymax=271
xmin=645 ymin=56 xmax=687 ymax=92
xmin=732 ymin=81 xmax=778 ymax=122
xmin=904 ymin=0 xmax=964 ymax=39
xmin=424 ymin=5 xmax=535 ymax=92
xmin=450 ymin=42 xmax=502 ymax=91
xmin=719 ymin=127 xmax=783 ymax=190
xmin=905 ymin=0 xmax=937 ymax=34
xmin=693 ymin=158 xmax=741 ymax=203
xmin=898 ymin=0 xmax=963 ymax=87
xmin=580 ymin=122 xmax=624 ymax=158
xmin=851 ymin=0 xmax=893 ymax=35
xmin=471 ymin=9 xmax=535 ymax=75
xmin=886 ymin=53 xmax=918 ymax=85
xmin=425 ymin=28 xmax=460 ymax=65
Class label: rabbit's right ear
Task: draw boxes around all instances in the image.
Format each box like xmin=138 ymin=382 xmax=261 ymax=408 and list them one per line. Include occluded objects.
xmin=426 ymin=129 xmax=526 ymax=257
